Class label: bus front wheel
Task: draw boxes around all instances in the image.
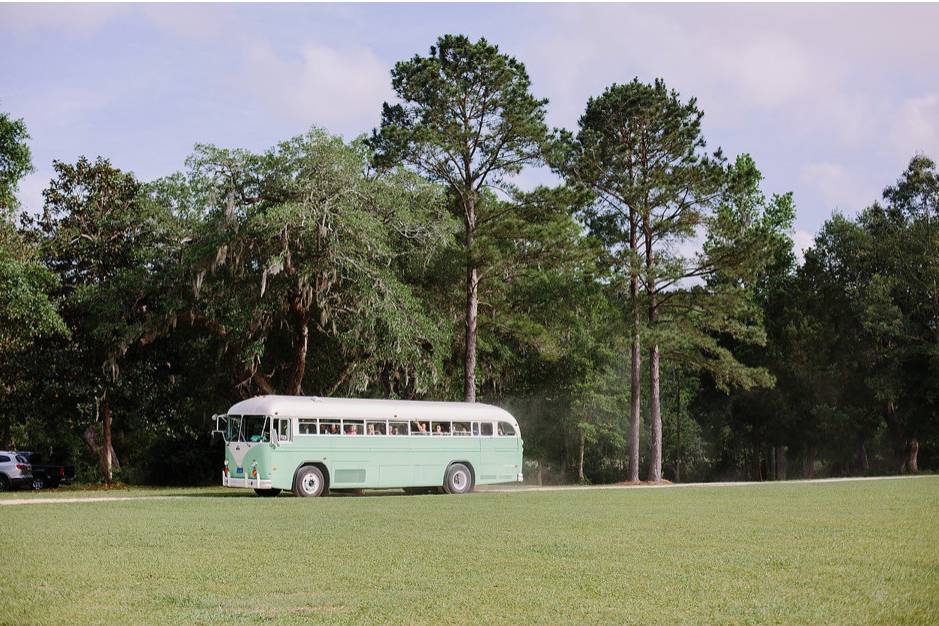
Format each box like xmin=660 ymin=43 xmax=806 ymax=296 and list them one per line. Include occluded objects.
xmin=293 ymin=466 xmax=326 ymax=497
xmin=444 ymin=463 xmax=473 ymax=495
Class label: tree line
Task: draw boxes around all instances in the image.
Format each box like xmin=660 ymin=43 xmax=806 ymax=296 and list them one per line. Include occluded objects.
xmin=1 ymin=35 xmax=936 ymax=485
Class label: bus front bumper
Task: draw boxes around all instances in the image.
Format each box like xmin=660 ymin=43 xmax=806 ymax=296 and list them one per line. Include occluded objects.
xmin=222 ymin=474 xmax=273 ymax=489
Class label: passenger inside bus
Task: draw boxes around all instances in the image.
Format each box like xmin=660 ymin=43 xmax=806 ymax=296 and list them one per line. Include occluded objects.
xmin=413 ymin=421 xmax=428 ymax=435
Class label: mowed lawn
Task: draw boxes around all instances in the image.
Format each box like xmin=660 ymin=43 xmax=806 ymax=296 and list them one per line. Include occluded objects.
xmin=2 ymin=478 xmax=938 ymax=624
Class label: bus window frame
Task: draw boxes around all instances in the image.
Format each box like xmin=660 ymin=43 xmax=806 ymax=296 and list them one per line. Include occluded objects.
xmin=274 ymin=417 xmax=293 ymax=443
xmin=319 ymin=419 xmax=341 ymax=435
xmin=342 ymin=419 xmax=364 ymax=435
xmin=430 ymin=421 xmax=451 ymax=436
xmin=366 ymin=420 xmax=387 ymax=436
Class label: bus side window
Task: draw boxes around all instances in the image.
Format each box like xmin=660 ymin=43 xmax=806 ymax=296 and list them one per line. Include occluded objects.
xmin=320 ymin=420 xmax=340 ymax=435
xmin=472 ymin=422 xmax=479 ymax=436
xmin=366 ymin=421 xmax=386 ymax=435
xmin=498 ymin=421 xmax=516 ymax=436
xmin=412 ymin=421 xmax=429 ymax=435
xmin=453 ymin=421 xmax=470 ymax=435
xmin=276 ymin=418 xmax=292 ymax=442
xmin=389 ymin=421 xmax=408 ymax=435
xmin=298 ymin=419 xmax=317 ymax=435
xmin=480 ymin=422 xmax=493 ymax=437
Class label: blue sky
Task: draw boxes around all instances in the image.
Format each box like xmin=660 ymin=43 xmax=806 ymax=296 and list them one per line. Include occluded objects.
xmin=3 ymin=3 xmax=939 ymax=253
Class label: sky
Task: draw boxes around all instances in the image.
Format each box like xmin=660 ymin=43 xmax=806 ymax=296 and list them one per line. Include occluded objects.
xmin=3 ymin=3 xmax=939 ymax=254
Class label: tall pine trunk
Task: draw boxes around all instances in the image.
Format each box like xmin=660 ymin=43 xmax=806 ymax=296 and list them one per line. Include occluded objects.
xmin=802 ymin=445 xmax=816 ymax=478
xmin=463 ymin=196 xmax=478 ymax=403
xmin=905 ymin=438 xmax=920 ymax=474
xmin=628 ymin=209 xmax=641 ymax=482
xmin=102 ymin=393 xmax=113 ymax=483
xmin=577 ymin=430 xmax=586 ymax=482
xmin=645 ymin=212 xmax=663 ymax=483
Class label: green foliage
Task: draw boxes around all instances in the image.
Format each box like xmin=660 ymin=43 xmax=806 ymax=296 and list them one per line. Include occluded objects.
xmin=0 ymin=112 xmax=33 ymax=212
xmin=155 ymin=129 xmax=456 ymax=397
xmin=0 ymin=242 xmax=67 ymax=354
xmin=1 ymin=46 xmax=937 ymax=484
xmin=370 ymin=34 xmax=548 ymax=197
xmin=370 ymin=34 xmax=555 ymax=401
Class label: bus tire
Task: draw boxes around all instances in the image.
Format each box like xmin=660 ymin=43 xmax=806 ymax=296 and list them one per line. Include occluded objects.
xmin=293 ymin=466 xmax=326 ymax=498
xmin=254 ymin=488 xmax=281 ymax=497
xmin=444 ymin=463 xmax=473 ymax=495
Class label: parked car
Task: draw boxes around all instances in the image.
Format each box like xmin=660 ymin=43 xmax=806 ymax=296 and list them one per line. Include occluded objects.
xmin=16 ymin=452 xmax=75 ymax=489
xmin=0 ymin=452 xmax=34 ymax=491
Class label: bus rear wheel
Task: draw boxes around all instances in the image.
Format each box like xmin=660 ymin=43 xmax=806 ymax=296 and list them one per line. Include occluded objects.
xmin=444 ymin=463 xmax=473 ymax=495
xmin=293 ymin=466 xmax=326 ymax=497
xmin=254 ymin=488 xmax=281 ymax=497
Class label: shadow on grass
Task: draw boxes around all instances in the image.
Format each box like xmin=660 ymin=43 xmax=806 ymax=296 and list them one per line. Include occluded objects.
xmin=173 ymin=488 xmax=422 ymax=499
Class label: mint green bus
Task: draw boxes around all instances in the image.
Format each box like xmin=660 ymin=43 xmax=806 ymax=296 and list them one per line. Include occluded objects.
xmin=214 ymin=396 xmax=523 ymax=497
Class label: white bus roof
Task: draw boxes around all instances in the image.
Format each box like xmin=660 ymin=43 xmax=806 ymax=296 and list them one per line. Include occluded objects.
xmin=226 ymin=395 xmax=518 ymax=427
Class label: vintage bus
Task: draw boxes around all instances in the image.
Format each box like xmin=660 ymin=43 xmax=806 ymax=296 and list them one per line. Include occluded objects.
xmin=214 ymin=395 xmax=523 ymax=497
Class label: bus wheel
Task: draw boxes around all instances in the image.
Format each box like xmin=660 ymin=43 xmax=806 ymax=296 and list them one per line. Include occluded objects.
xmin=254 ymin=488 xmax=281 ymax=497
xmin=444 ymin=463 xmax=473 ymax=495
xmin=293 ymin=466 xmax=326 ymax=497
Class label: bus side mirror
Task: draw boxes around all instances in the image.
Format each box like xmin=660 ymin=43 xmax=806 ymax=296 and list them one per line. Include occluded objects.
xmin=211 ymin=430 xmax=225 ymax=441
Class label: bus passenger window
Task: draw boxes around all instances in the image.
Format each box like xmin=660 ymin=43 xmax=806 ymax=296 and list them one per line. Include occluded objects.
xmin=498 ymin=422 xmax=516 ymax=436
xmin=472 ymin=422 xmax=479 ymax=436
xmin=320 ymin=420 xmax=340 ymax=435
xmin=345 ymin=420 xmax=364 ymax=435
xmin=389 ymin=421 xmax=408 ymax=435
xmin=298 ymin=419 xmax=317 ymax=435
xmin=276 ymin=419 xmax=292 ymax=442
xmin=480 ymin=422 xmax=493 ymax=437
xmin=453 ymin=422 xmax=470 ymax=435
xmin=431 ymin=422 xmax=450 ymax=435
xmin=366 ymin=421 xmax=386 ymax=435
xmin=412 ymin=421 xmax=429 ymax=435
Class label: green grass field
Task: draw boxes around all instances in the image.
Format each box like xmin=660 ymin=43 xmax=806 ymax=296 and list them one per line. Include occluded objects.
xmin=2 ymin=477 xmax=938 ymax=624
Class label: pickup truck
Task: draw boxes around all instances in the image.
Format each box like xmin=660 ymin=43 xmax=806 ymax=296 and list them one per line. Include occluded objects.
xmin=17 ymin=452 xmax=75 ymax=488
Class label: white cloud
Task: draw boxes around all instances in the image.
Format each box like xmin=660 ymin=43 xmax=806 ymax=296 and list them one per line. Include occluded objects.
xmin=0 ymin=4 xmax=127 ymax=37
xmin=15 ymin=171 xmax=51 ymax=217
xmin=710 ymin=36 xmax=815 ymax=109
xmin=800 ymin=162 xmax=877 ymax=214
xmin=891 ymin=94 xmax=939 ymax=159
xmin=792 ymin=228 xmax=814 ymax=264
xmin=139 ymin=4 xmax=233 ymax=40
xmin=243 ymin=42 xmax=392 ymax=137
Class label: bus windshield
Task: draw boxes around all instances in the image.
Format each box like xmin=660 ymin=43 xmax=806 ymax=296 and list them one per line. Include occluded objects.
xmin=225 ymin=415 xmax=270 ymax=443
